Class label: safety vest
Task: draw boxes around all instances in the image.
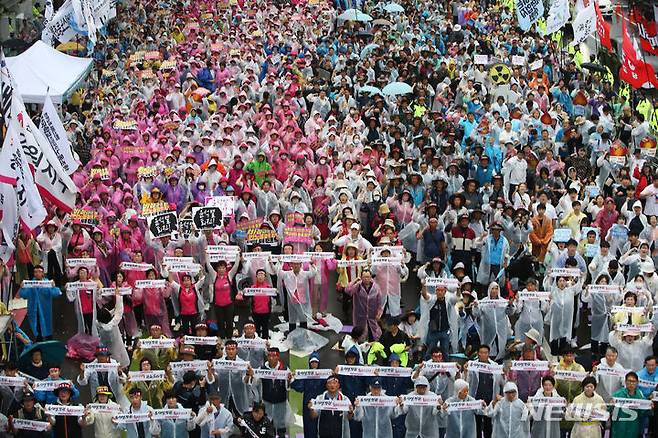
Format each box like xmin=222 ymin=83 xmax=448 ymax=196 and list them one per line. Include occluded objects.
xmin=619 ymin=83 xmax=631 ymax=100
xmin=636 ymin=98 xmax=652 ymax=121
xmin=604 ymin=66 xmax=614 ymax=86
xmin=650 ymin=108 xmax=658 ymax=133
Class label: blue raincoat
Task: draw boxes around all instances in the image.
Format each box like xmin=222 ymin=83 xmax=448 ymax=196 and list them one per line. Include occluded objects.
xmin=20 ymin=279 xmax=61 ymax=338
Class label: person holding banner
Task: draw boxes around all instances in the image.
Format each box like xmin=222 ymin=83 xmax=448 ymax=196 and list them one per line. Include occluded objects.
xmin=48 ymin=382 xmax=86 ymax=438
xmin=194 ymin=392 xmax=235 ymax=438
xmin=36 ymin=221 xmax=64 ymax=288
xmin=472 ymin=282 xmax=512 ymax=361
xmin=609 ymin=372 xmax=651 ymax=438
xmin=564 ymin=377 xmax=606 ymax=438
xmin=206 ymin=340 xmax=253 ymax=417
xmin=78 ymin=345 xmax=129 ymax=409
xmin=371 ymin=247 xmax=409 ymax=318
xmin=420 ymin=284 xmax=459 ymax=360
xmin=82 ymin=386 xmax=121 ymax=438
xmin=290 ymin=353 xmax=326 ymax=438
xmin=34 ymin=365 xmax=80 ymax=406
xmin=345 ymin=270 xmax=383 ymax=341
xmin=134 ymin=269 xmax=173 ymax=337
xmin=8 ymin=390 xmax=50 ymax=437
xmin=396 ymin=376 xmax=441 ymax=438
xmin=66 ymin=266 xmax=102 ymax=336
xmin=252 ymin=347 xmax=293 ymax=438
xmin=309 ymin=375 xmax=352 ymax=438
xmin=485 ymin=382 xmax=530 ymax=438
xmin=131 ymin=324 xmax=178 ymax=371
xmin=439 ymin=379 xmax=484 ymax=438
xmin=527 ymin=376 xmax=563 ymax=438
xmin=169 ymin=273 xmax=207 ymax=336
xmin=115 ymin=387 xmax=158 ymax=438
xmin=353 ymin=379 xmax=399 ymax=438
xmin=545 ymin=268 xmax=583 ymax=355
xmin=278 ymin=260 xmax=317 ymax=332
xmin=206 ymin=253 xmax=241 ymax=340
xmin=19 ymin=266 xmax=61 ymax=342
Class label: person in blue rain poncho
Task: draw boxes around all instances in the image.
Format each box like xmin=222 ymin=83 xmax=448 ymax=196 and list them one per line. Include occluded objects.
xmin=19 ymin=265 xmax=61 ymax=341
xmin=291 ymin=352 xmax=327 ymax=438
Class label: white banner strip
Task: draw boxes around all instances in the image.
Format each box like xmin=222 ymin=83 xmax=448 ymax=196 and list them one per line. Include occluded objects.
xmin=66 ymin=258 xmax=97 ymax=267
xmin=424 ymin=277 xmax=460 ymax=288
xmin=477 ymin=299 xmax=509 ymax=308
xmin=376 ymin=367 xmax=412 ymax=377
xmin=87 ymin=403 xmax=121 ymax=414
xmin=84 ymin=362 xmax=120 ymax=372
xmin=402 ymin=394 xmax=442 ymax=406
xmin=152 ymin=408 xmax=193 ymax=420
xmin=252 ymin=368 xmax=289 ymax=380
xmin=135 ymin=279 xmax=167 ymax=288
xmin=554 ymin=370 xmax=589 ymax=382
xmin=467 ymin=361 xmax=504 ymax=375
xmin=550 ymin=268 xmax=581 ymax=277
xmin=306 ymin=251 xmax=335 ymax=259
xmin=422 ymin=362 xmax=460 ymax=373
xmin=169 ymin=360 xmax=208 ymax=372
xmin=66 ymin=281 xmax=98 ymax=292
xmin=22 ymin=280 xmax=53 ymax=288
xmin=518 ymin=291 xmax=551 ymax=301
xmin=212 ymin=359 xmax=249 ymax=371
xmin=510 ymin=361 xmax=550 ymax=371
xmin=357 ymin=395 xmax=398 ymax=407
xmin=139 ymin=338 xmax=176 ymax=349
xmin=128 ymin=371 xmax=166 ymax=382
xmin=235 ymin=338 xmax=267 ymax=349
xmin=446 ymin=400 xmax=484 ymax=412
xmin=243 ymin=288 xmax=278 ymax=297
xmin=32 ymin=379 xmax=72 ymax=391
xmin=113 ymin=413 xmax=151 ymax=424
xmin=0 ymin=375 xmax=25 ymax=386
xmin=293 ymin=369 xmax=334 ymax=380
xmin=183 ymin=336 xmax=218 ymax=346
xmin=336 ymin=259 xmax=369 ymax=268
xmin=120 ymin=262 xmax=153 ymax=271
xmin=311 ymin=399 xmax=351 ymax=412
xmin=12 ymin=419 xmax=50 ymax=431
xmin=528 ymin=396 xmax=567 ymax=407
xmin=242 ymin=252 xmax=272 ymax=260
xmin=615 ymin=323 xmax=653 ymax=333
xmin=612 ymin=397 xmax=653 ymax=410
xmin=611 ymin=306 xmax=646 ymax=314
xmin=44 ymin=404 xmax=85 ymax=416
xmin=100 ymin=287 xmax=132 ymax=296
xmin=337 ymin=365 xmax=376 ymax=377
xmin=588 ymin=285 xmax=622 ymax=294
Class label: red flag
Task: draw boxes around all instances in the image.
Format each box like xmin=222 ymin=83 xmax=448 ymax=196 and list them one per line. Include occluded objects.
xmin=594 ymin=1 xmax=612 ymax=50
xmin=619 ymin=13 xmax=658 ymax=89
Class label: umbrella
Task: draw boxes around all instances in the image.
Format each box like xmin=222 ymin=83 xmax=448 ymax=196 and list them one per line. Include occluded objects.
xmin=360 ymin=43 xmax=380 ymax=59
xmin=382 ymin=81 xmax=413 ymax=96
xmin=359 ymin=85 xmax=383 ymax=95
xmin=56 ymin=41 xmax=85 ymax=52
xmin=19 ymin=341 xmax=67 ymax=370
xmin=383 ymin=2 xmax=405 ymax=13
xmin=580 ymin=63 xmax=607 ymax=73
xmin=338 ymin=9 xmax=373 ymax=22
xmin=192 ymin=87 xmax=211 ymax=100
xmin=1 ymin=38 xmax=29 ymax=51
xmin=372 ymin=18 xmax=393 ymax=26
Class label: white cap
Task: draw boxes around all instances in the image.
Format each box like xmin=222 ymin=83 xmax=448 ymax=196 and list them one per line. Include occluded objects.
xmin=414 ymin=376 xmax=429 ymax=387
xmin=640 ymin=261 xmax=655 ymax=274
xmin=503 ymin=382 xmax=518 ymax=393
xmin=350 ymin=223 xmax=360 ymax=231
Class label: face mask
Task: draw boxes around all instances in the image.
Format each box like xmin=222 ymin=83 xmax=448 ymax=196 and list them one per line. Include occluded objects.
xmin=636 ymin=281 xmax=644 ymax=289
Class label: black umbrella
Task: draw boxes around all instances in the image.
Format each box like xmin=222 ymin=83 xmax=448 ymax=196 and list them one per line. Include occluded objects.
xmin=1 ymin=38 xmax=29 ymax=51
xmin=580 ymin=63 xmax=607 ymax=73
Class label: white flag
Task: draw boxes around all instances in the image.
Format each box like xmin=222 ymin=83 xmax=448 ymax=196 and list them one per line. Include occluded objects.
xmin=39 ymin=92 xmax=79 ymax=175
xmin=45 ymin=0 xmax=54 ymax=21
xmin=41 ymin=0 xmax=77 ymax=46
xmin=0 ymin=118 xmax=47 ymax=231
xmin=545 ymin=0 xmax=569 ymax=34
xmin=0 ymin=183 xmax=19 ymax=259
xmin=0 ymin=52 xmax=77 ymax=211
xmin=572 ymin=4 xmax=596 ymax=46
xmin=515 ymin=0 xmax=544 ymax=32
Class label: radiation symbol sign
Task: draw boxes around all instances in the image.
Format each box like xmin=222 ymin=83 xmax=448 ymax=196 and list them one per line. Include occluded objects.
xmin=488 ymin=63 xmax=512 ymax=85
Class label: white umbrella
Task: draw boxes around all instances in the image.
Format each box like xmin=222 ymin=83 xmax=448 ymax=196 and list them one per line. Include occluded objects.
xmin=360 ymin=43 xmax=380 ymax=59
xmin=383 ymin=3 xmax=405 ymax=13
xmin=358 ymin=85 xmax=383 ymax=95
xmin=338 ymin=8 xmax=373 ymax=22
xmin=382 ymin=81 xmax=413 ymax=96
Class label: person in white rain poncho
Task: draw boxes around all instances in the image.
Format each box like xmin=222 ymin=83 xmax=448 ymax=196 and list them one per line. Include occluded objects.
xmin=485 ymin=381 xmax=530 ymax=438
xmin=419 ymin=284 xmax=459 ymax=359
xmin=195 ymin=392 xmax=235 ymax=438
xmin=592 ymin=346 xmax=625 ymax=402
xmin=607 ymin=328 xmax=655 ymax=372
xmin=472 ymin=282 xmax=512 ymax=361
xmin=277 ymin=260 xmax=317 ymax=331
xmin=396 ymin=376 xmax=442 ymax=438
xmin=544 ymin=264 xmax=584 ymax=355
xmin=250 ymin=347 xmax=294 ymax=438
xmin=309 ymin=375 xmax=352 ymax=438
xmin=96 ymin=289 xmax=130 ymax=367
xmin=581 ymin=273 xmax=620 ymax=358
xmin=439 ymin=379 xmax=484 ymax=438
xmin=511 ymin=278 xmax=548 ymax=341
xmin=206 ymin=340 xmax=253 ymax=416
xmin=528 ymin=376 xmax=563 ymax=438
xmin=370 ymin=247 xmax=409 ymax=318
xmin=353 ymin=379 xmax=399 ymax=438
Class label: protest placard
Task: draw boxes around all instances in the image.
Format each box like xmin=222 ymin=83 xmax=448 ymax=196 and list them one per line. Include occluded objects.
xmin=147 ymin=212 xmax=178 ymax=238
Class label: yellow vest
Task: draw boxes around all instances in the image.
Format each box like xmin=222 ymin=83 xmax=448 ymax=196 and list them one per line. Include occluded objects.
xmin=636 ymin=99 xmax=652 ymax=121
